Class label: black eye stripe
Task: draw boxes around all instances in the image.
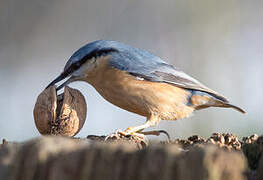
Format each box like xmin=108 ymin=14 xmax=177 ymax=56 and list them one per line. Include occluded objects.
xmin=93 ymin=48 xmax=119 ymax=58
xmin=77 ymin=48 xmax=118 ymax=67
xmin=65 ymin=48 xmax=118 ymax=75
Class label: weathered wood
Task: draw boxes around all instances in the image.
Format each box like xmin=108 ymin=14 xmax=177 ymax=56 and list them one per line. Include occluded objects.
xmin=0 ymin=136 xmax=247 ymax=180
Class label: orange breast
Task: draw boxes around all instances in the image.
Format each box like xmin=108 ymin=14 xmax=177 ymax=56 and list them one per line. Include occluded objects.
xmin=84 ymin=58 xmax=194 ymax=120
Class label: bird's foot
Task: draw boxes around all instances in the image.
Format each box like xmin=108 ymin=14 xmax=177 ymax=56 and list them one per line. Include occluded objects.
xmin=105 ymin=129 xmax=147 ymax=143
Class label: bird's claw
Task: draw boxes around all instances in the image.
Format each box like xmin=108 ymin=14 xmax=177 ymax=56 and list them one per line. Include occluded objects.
xmin=105 ymin=129 xmax=147 ymax=142
xmin=105 ymin=129 xmax=170 ymax=143
xmin=152 ymin=130 xmax=171 ymax=141
xmin=104 ymin=129 xmax=127 ymax=141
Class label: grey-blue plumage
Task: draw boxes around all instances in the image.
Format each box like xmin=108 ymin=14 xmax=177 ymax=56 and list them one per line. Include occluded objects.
xmin=65 ymin=40 xmax=227 ymax=102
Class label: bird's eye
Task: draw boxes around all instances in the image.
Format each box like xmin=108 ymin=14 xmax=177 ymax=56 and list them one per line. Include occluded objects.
xmin=73 ymin=62 xmax=82 ymax=68
xmin=95 ymin=52 xmax=100 ymax=57
xmin=70 ymin=62 xmax=81 ymax=71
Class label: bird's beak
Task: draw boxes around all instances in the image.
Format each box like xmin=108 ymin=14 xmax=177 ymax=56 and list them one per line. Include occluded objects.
xmin=45 ymin=73 xmax=76 ymax=91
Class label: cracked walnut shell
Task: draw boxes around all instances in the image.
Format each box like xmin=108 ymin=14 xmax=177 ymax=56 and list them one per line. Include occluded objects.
xmin=33 ymin=86 xmax=87 ymax=137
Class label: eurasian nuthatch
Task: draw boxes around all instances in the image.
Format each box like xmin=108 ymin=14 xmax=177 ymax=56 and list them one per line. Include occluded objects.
xmin=46 ymin=40 xmax=245 ymax=136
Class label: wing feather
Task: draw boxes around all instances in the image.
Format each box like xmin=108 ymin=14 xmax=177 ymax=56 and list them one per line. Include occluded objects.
xmin=129 ymin=66 xmax=228 ymax=103
xmin=98 ymin=40 xmax=229 ymax=102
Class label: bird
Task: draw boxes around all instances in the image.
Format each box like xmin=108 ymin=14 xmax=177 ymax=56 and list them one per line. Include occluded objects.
xmin=46 ymin=40 xmax=245 ymax=137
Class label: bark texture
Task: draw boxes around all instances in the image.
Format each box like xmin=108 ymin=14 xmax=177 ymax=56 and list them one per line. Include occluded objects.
xmin=0 ymin=136 xmax=249 ymax=180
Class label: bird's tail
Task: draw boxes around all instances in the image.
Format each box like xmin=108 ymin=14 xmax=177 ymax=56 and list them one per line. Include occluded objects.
xmin=212 ymin=102 xmax=246 ymax=114
xmin=190 ymin=91 xmax=246 ymax=114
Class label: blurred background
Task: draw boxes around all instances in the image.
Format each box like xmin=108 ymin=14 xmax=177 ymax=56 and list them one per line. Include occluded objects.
xmin=1 ymin=0 xmax=262 ymax=141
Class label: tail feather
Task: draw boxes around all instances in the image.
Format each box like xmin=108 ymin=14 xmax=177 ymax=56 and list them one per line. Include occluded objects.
xmin=190 ymin=91 xmax=246 ymax=114
xmin=217 ymin=103 xmax=246 ymax=114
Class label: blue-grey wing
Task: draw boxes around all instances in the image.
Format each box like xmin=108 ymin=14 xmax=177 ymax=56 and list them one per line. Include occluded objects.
xmin=109 ymin=48 xmax=228 ymax=102
xmin=65 ymin=40 xmax=227 ymax=102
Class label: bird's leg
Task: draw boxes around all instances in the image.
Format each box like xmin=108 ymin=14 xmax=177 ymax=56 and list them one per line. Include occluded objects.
xmin=124 ymin=114 xmax=161 ymax=134
xmin=127 ymin=116 xmax=171 ymax=141
xmin=115 ymin=114 xmax=161 ymax=140
xmin=105 ymin=114 xmax=160 ymax=141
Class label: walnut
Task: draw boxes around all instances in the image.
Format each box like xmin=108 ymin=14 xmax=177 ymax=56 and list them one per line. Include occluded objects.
xmin=33 ymin=86 xmax=87 ymax=137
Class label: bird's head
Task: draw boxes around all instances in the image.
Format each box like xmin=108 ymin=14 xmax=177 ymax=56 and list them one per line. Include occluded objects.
xmin=46 ymin=40 xmax=119 ymax=90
